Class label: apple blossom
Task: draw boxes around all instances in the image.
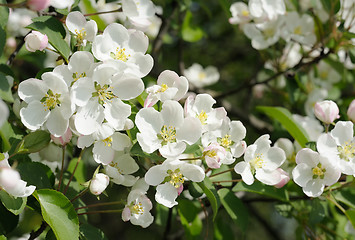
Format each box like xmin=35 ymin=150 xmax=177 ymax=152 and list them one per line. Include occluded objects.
xmin=105 ymin=153 xmax=139 ymax=187
xmin=317 ymin=121 xmax=355 ymax=175
xmin=282 ymin=12 xmax=316 ymax=46
xmin=145 ymin=159 xmax=205 ymax=208
xmin=66 ymin=11 xmax=98 ymax=46
xmin=92 ymin=23 xmax=153 ymax=77
xmin=121 ymin=0 xmax=156 ymax=31
xmin=347 ymin=99 xmax=355 ymax=122
xmin=18 ymin=72 xmax=75 ymax=136
xmin=122 ymin=179 xmax=154 ymax=228
xmin=27 ymin=0 xmax=50 ymax=11
xmin=304 ymin=88 xmax=328 ymax=117
xmin=136 ymin=100 xmax=202 ymax=158
xmin=90 ymin=173 xmax=110 ymax=195
xmin=144 ymin=70 xmax=188 ymax=108
xmin=185 ymin=94 xmax=226 ymax=133
xmin=229 ymin=2 xmax=252 ymax=25
xmin=248 ymin=0 xmax=286 ymax=21
xmin=50 ymin=0 xmax=74 ymax=9
xmin=24 ymin=31 xmax=48 ymax=52
xmin=234 ymin=134 xmax=286 ymax=185
xmin=274 ymin=168 xmax=290 ymax=188
xmin=292 ymin=148 xmax=341 ymax=197
xmin=314 ymin=100 xmax=340 ymax=124
xmin=183 ymin=63 xmax=220 ymax=89
xmin=0 ymin=153 xmax=36 ymax=198
xmin=51 ymin=127 xmax=72 ymax=146
xmin=203 ymin=143 xmax=227 ymax=169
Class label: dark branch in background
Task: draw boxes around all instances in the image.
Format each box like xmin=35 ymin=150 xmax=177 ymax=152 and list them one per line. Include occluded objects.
xmin=214 ymin=49 xmax=332 ymax=101
xmin=7 ymin=36 xmax=26 ymax=66
xmin=177 ymin=9 xmax=185 ymax=75
xmin=28 ymin=221 xmax=47 ymax=240
xmin=163 ymin=207 xmax=173 ymax=240
xmin=151 ymin=1 xmax=178 ymax=61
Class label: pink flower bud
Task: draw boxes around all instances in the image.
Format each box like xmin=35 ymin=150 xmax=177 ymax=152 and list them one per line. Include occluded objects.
xmin=24 ymin=31 xmax=48 ymax=52
xmin=347 ymin=99 xmax=355 ymax=122
xmin=51 ymin=128 xmax=72 ymax=146
xmin=90 ymin=173 xmax=109 ymax=195
xmin=27 ymin=0 xmax=50 ymax=11
xmin=203 ymin=143 xmax=226 ymax=169
xmin=274 ymin=168 xmax=290 ymax=188
xmin=314 ymin=100 xmax=339 ymax=124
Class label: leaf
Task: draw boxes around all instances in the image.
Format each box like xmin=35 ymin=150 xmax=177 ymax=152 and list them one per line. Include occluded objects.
xmin=130 ymin=142 xmax=165 ymax=162
xmin=80 ymin=224 xmax=108 ymax=240
xmin=33 ymin=189 xmax=79 ymax=240
xmin=217 ymin=188 xmax=248 ymax=232
xmin=309 ymin=199 xmax=326 ymax=225
xmin=181 ymin=10 xmax=204 ymax=42
xmin=178 ymin=199 xmax=203 ymax=239
xmin=0 ymin=191 xmax=27 ymax=215
xmin=0 ymin=27 xmax=5 ymax=58
xmin=346 ymin=209 xmax=355 ymax=229
xmin=67 ymin=158 xmax=87 ymax=184
xmin=17 ymin=162 xmax=53 ymax=189
xmin=27 ymin=16 xmax=71 ymax=62
xmin=320 ymin=0 xmax=340 ymax=14
xmin=0 ymin=202 xmax=19 ymax=235
xmin=256 ymin=106 xmax=310 ymax=147
xmin=334 ymin=188 xmax=355 ymax=209
xmin=210 ymin=165 xmax=233 ymax=187
xmin=0 ymin=72 xmax=13 ymax=102
xmin=188 ymin=182 xmax=204 ymax=198
xmin=0 ymin=0 xmax=9 ymax=28
xmin=197 ymin=177 xmax=220 ymax=221
xmin=232 ymin=181 xmax=289 ymax=202
xmin=15 ymin=130 xmax=51 ymax=154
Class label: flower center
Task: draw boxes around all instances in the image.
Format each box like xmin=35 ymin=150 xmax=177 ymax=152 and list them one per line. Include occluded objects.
xmin=197 ymin=110 xmax=208 ymax=125
xmin=337 ymin=141 xmax=355 ymax=162
xmin=109 ymin=161 xmax=123 ymax=174
xmin=72 ymin=72 xmax=86 ymax=85
xmin=159 ymin=125 xmax=176 ymax=145
xmin=198 ymin=72 xmax=206 ymax=81
xmin=102 ymin=136 xmax=113 ymax=147
xmin=92 ymin=82 xmax=117 ymax=105
xmin=241 ymin=10 xmax=249 ymax=17
xmin=75 ymin=28 xmax=87 ymax=45
xmin=294 ymin=26 xmax=302 ymax=35
xmin=312 ymin=163 xmax=326 ymax=179
xmin=220 ymin=134 xmax=232 ymax=148
xmin=250 ymin=154 xmax=264 ymax=171
xmin=158 ymin=84 xmax=168 ymax=93
xmin=40 ymin=89 xmax=61 ymax=111
xmin=319 ymin=71 xmax=328 ymax=80
xmin=205 ymin=149 xmax=217 ymax=158
xmin=129 ymin=201 xmax=144 ymax=215
xmin=263 ymin=28 xmax=275 ymax=38
xmin=166 ymin=168 xmax=184 ymax=188
xmin=110 ymin=47 xmax=130 ymax=62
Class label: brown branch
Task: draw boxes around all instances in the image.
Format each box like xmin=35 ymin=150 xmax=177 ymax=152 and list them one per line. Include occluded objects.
xmin=28 ymin=221 xmax=47 ymax=240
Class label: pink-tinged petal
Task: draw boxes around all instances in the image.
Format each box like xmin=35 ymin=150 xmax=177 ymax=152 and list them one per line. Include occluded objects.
xmin=231 ymin=141 xmax=247 ymax=158
xmin=144 ymin=93 xmax=158 ymax=108
xmin=155 ymin=182 xmax=178 ymax=208
xmin=274 ymin=168 xmax=290 ymax=188
xmin=122 ymin=207 xmax=131 ymax=222
xmin=20 ymin=101 xmax=50 ymax=130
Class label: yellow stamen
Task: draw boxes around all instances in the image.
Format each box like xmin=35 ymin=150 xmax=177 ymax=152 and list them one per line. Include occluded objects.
xmin=197 ymin=111 xmax=208 ymax=125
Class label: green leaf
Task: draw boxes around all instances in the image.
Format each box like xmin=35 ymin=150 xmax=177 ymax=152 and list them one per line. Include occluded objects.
xmin=346 ymin=209 xmax=355 ymax=229
xmin=0 ymin=0 xmax=9 ymax=29
xmin=80 ymin=224 xmax=108 ymax=240
xmin=334 ymin=188 xmax=355 ymax=209
xmin=15 ymin=130 xmax=51 ymax=154
xmin=27 ymin=16 xmax=71 ymax=62
xmin=181 ymin=10 xmax=204 ymax=42
xmin=197 ymin=177 xmax=220 ymax=221
xmin=256 ymin=106 xmax=310 ymax=147
xmin=17 ymin=162 xmax=53 ymax=189
xmin=0 ymin=191 xmax=27 ymax=215
xmin=321 ymin=0 xmax=340 ymax=14
xmin=178 ymin=199 xmax=203 ymax=239
xmin=217 ymin=188 xmax=248 ymax=232
xmin=0 ymin=202 xmax=19 ymax=235
xmin=349 ymin=48 xmax=355 ymax=64
xmin=0 ymin=27 xmax=5 ymax=58
xmin=67 ymin=158 xmax=87 ymax=184
xmin=232 ymin=181 xmax=289 ymax=202
xmin=188 ymin=182 xmax=204 ymax=198
xmin=0 ymin=72 xmax=13 ymax=102
xmin=130 ymin=142 xmax=165 ymax=162
xmin=33 ymin=189 xmax=79 ymax=240
xmin=214 ymin=214 xmax=235 ymax=240
xmin=210 ymin=165 xmax=233 ymax=187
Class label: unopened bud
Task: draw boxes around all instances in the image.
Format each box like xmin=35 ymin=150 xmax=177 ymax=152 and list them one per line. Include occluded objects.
xmin=27 ymin=0 xmax=50 ymax=11
xmin=51 ymin=128 xmax=72 ymax=146
xmin=24 ymin=31 xmax=48 ymax=52
xmin=90 ymin=173 xmax=109 ymax=195
xmin=314 ymin=100 xmax=339 ymax=124
xmin=347 ymin=99 xmax=355 ymax=122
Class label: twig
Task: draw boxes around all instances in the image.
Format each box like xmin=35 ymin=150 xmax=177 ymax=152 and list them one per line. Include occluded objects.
xmin=77 ymin=209 xmax=122 ymax=216
xmin=209 ymin=168 xmax=234 ymax=178
xmin=57 ymin=146 xmax=66 ymax=191
xmin=63 ymin=149 xmax=84 ymax=195
xmin=71 ymin=188 xmax=89 ymax=203
xmin=84 ymin=8 xmax=121 ymax=17
xmin=28 ymin=221 xmax=47 ymax=240
xmin=75 ymin=201 xmax=125 ymax=210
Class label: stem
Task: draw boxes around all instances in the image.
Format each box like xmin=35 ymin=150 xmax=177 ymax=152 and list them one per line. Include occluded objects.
xmin=77 ymin=209 xmax=122 ymax=216
xmin=209 ymin=168 xmax=234 ymax=178
xmin=84 ymin=8 xmax=121 ymax=17
xmin=7 ymin=36 xmax=26 ymax=66
xmin=327 ymin=193 xmax=346 ymax=214
xmin=0 ymin=2 xmax=26 ymax=8
xmin=71 ymin=188 xmax=89 ymax=203
xmin=179 ymin=156 xmax=202 ymax=161
xmin=57 ymin=146 xmax=66 ymax=192
xmin=63 ymin=149 xmax=84 ymax=195
xmin=75 ymin=201 xmax=125 ymax=210
xmin=212 ymin=179 xmax=242 ymax=184
xmin=28 ymin=221 xmax=47 ymax=240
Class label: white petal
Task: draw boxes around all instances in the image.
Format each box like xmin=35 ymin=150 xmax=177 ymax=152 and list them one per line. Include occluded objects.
xmin=104 ymin=99 xmax=131 ymax=130
xmin=263 ymin=147 xmax=286 ymax=171
xmin=155 ymin=182 xmax=178 ymax=208
xmin=42 ymin=72 xmax=68 ymax=94
xmin=66 ymin=11 xmax=86 ymax=35
xmin=159 ymin=142 xmax=186 ymax=158
xmin=45 ymin=108 xmax=69 ymax=137
xmin=85 ymin=20 xmax=98 ymax=42
xmin=93 ymin=141 xmax=115 ymax=165
xmin=234 ymin=161 xmax=254 ymax=185
xmin=135 ymin=107 xmax=162 ymax=135
xmin=145 ymin=165 xmax=166 ymax=186
xmin=295 ymin=148 xmax=319 ymax=167
xmin=176 ymin=117 xmax=202 ymax=145
xmin=127 ymin=29 xmax=149 ymax=53
xmin=255 ymin=169 xmax=281 ymax=185
xmin=331 ymin=121 xmax=354 ymax=145
xmin=126 ymin=53 xmax=153 ymax=78
xmin=303 ymin=179 xmax=324 ymax=197
xmin=180 ymin=163 xmax=205 ymax=182
xmin=111 ymin=132 xmax=132 ymax=151
xmin=111 ymin=74 xmax=144 ymax=100
xmin=137 ymin=133 xmax=161 ymax=154
xmin=114 ymin=153 xmax=139 ymax=174
xmin=292 ymin=163 xmax=313 ymax=187
xmin=161 ymin=100 xmax=184 ymax=127
xmin=68 ymin=51 xmax=94 ymax=74
xmin=18 ymin=78 xmax=48 ymax=103
xmin=20 ymin=101 xmax=50 ymax=130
